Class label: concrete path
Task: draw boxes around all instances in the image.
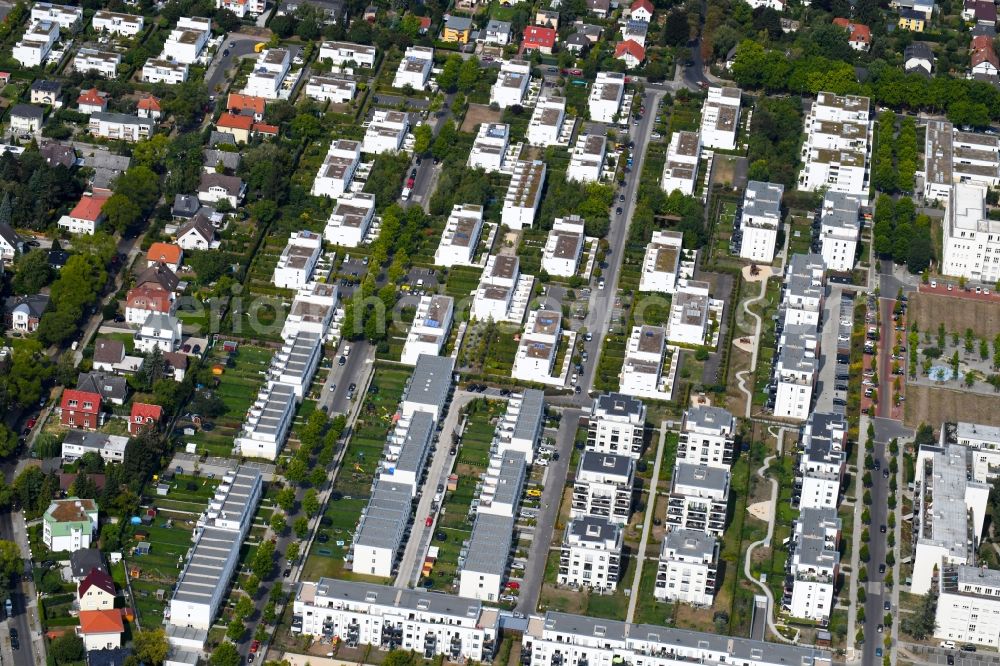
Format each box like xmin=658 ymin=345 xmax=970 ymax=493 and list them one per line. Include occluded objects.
xmin=735 ymin=276 xmax=769 ymax=418
xmin=625 ymin=422 xmax=670 ymax=623
xmin=846 ymin=414 xmax=870 ymax=661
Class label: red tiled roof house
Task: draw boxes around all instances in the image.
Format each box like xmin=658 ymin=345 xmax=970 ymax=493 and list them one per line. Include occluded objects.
xmin=522 ymin=26 xmax=557 ymax=54
xmin=61 ymin=389 xmax=103 ymax=430
xmin=129 ymin=402 xmax=163 ymax=435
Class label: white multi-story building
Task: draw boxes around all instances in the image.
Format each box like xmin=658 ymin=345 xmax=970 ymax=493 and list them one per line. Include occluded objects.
xmin=588 ymin=72 xmax=624 ymax=123
xmin=469 ymin=123 xmax=510 ymax=173
xmin=738 ymin=181 xmax=783 ymax=263
xmin=472 ymin=254 xmax=533 ymax=323
xmin=786 ymin=507 xmax=840 ymax=622
xmin=512 ymin=308 xmax=563 ymax=384
xmin=781 ymin=253 xmax=825 ymax=328
xmin=163 ymin=17 xmax=212 ymax=65
xmin=798 ymin=92 xmax=871 ymax=199
xmin=942 ymin=183 xmax=1000 ymax=283
xmin=492 ymin=389 xmax=544 ymax=463
xmin=666 ymin=462 xmax=730 ymax=537
xmin=351 ymin=479 xmax=413 ymax=578
xmin=318 ymin=41 xmax=377 ymax=69
xmin=527 ymin=95 xmax=566 ymax=147
xmin=639 ymin=230 xmax=684 ymax=293
xmin=654 ymin=528 xmax=718 ymax=605
xmin=399 ymin=354 xmax=454 ymax=422
xmin=363 ymin=109 xmax=409 ymax=154
xmin=542 ymin=215 xmax=586 ymax=277
xmin=667 ymin=280 xmax=711 ymax=346
xmin=141 ymin=58 xmax=189 ymax=84
xmin=571 ymin=451 xmax=634 ymax=524
xmin=819 ymin=192 xmax=861 ymax=272
xmin=490 ymin=60 xmax=531 ymax=108
xmin=92 ymin=11 xmax=144 ymax=36
xmin=923 ymin=121 xmax=1000 ymax=202
xmin=273 ymin=231 xmax=323 ymax=290
xmin=134 ymin=313 xmax=182 ymax=353
xmin=292 ymin=579 xmax=500 ymax=661
xmin=217 ymin=0 xmax=266 ymax=18
xmin=233 ymin=383 xmax=297 ymax=460
xmin=434 ymin=204 xmax=484 ymax=267
xmin=459 ymin=513 xmax=515 ymax=602
xmin=477 ymin=452 xmax=526 ymax=518
xmin=89 ymin=112 xmax=153 ymax=142
xmin=558 ymin=516 xmax=623 ymax=591
xmin=936 ymin=565 xmax=1000 ymax=648
xmin=281 ymin=281 xmax=340 ymax=342
xmin=567 ymin=134 xmax=606 ymax=183
xmin=618 ymin=325 xmax=671 ymax=400
xmin=661 ymin=131 xmax=701 ymax=195
xmin=73 ymin=49 xmax=121 ymax=77
xmin=31 ymin=3 xmax=82 ymax=30
xmin=678 ymin=405 xmax=736 ymax=469
xmin=267 ymin=331 xmax=322 ymax=400
xmin=586 ymin=393 xmax=646 ymax=459
xmin=401 ymin=295 xmax=454 ymax=365
xmin=304 ymin=74 xmax=356 ymax=103
xmin=948 ymin=421 xmax=1000 ymax=482
xmin=245 ymin=48 xmax=291 ymax=99
xmin=700 ymin=86 xmax=741 ymax=150
xmin=502 ymin=160 xmax=546 ymax=229
xmin=797 ymin=412 xmax=847 ymax=511
xmin=773 ymin=345 xmax=817 ymax=422
xmin=13 ymin=21 xmax=59 ymax=68
xmin=312 ymin=139 xmax=362 ymax=198
xmin=379 ymin=412 xmax=434 ymax=494
xmin=393 ymin=46 xmax=433 ymax=90
xmin=324 ymin=192 xmax=376 ymax=247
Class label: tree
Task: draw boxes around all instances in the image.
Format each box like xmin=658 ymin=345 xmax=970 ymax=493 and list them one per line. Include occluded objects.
xmin=113 ymin=166 xmax=160 ymax=211
xmin=50 ymin=633 xmax=85 ymax=664
xmin=384 ymin=650 xmax=415 ymax=666
xmin=901 ymin=592 xmax=937 ymax=639
xmin=252 ymin=540 xmax=275 ymax=579
xmin=412 ymin=124 xmax=432 ymax=154
xmin=209 ymin=642 xmax=241 ymax=666
xmin=303 ymin=489 xmax=320 ymax=517
xmin=275 ymin=486 xmax=296 ymax=511
xmin=103 ymin=193 xmax=143 ymax=234
xmin=457 ymin=58 xmax=480 ymax=91
xmin=663 ymin=9 xmax=689 ymax=46
xmin=293 ymin=516 xmax=309 ymax=538
xmin=436 ymin=55 xmax=462 ymax=92
xmin=11 ymin=249 xmax=53 ymax=295
xmin=287 ymin=542 xmax=300 ymax=562
xmin=226 ymin=618 xmax=245 ymax=642
xmin=133 ymin=629 xmax=170 ymax=665
xmin=269 ymin=512 xmax=286 ymax=534
xmin=234 ymin=594 xmax=254 ymax=621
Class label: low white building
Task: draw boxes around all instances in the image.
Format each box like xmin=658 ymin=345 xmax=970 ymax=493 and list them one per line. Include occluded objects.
xmin=618 ymin=325 xmax=671 ymax=400
xmin=459 ymin=513 xmax=515 ymax=601
xmin=678 ymin=405 xmax=736 ymax=469
xmin=586 ymin=393 xmax=646 ymax=459
xmin=472 ymin=254 xmax=533 ymax=323
xmin=89 ymin=113 xmax=153 ymax=142
xmin=512 ymin=308 xmax=563 ymax=384
xmin=273 ymin=230 xmax=323 ymax=290
xmin=234 ymin=382 xmax=297 ymax=460
xmin=700 ymin=86 xmax=741 ymax=150
xmin=542 ymin=215 xmax=586 ymax=277
xmin=281 ymin=281 xmax=340 ymax=342
xmin=469 ymin=123 xmax=510 ymax=173
xmin=490 ymin=60 xmax=531 ymax=109
xmin=654 ymin=528 xmax=718 ymax=606
xmin=588 ymin=71 xmax=624 ymax=123
xmin=527 ymin=95 xmax=566 ymax=147
xmin=434 ymin=204 xmax=484 ymax=267
xmin=245 ymin=48 xmax=291 ymax=100
xmin=162 ymin=16 xmax=211 ymax=65
xmin=401 ymin=295 xmax=454 ymax=365
xmin=661 ymin=131 xmax=701 ymax=196
xmin=936 ymin=565 xmax=1000 ymax=648
xmin=667 ymin=280 xmax=711 ymax=346
xmin=666 ymin=462 xmax=730 ymax=537
xmin=324 ymin=192 xmax=376 ymax=247
xmin=558 ymin=516 xmax=623 ymax=591
xmin=43 ymin=498 xmax=98 ymax=552
xmin=393 ymin=46 xmax=433 ymax=90
xmin=738 ymin=180 xmax=783 ymax=263
xmin=267 ymin=331 xmax=322 ymax=400
xmin=13 ymin=21 xmax=59 ymax=68
xmin=217 ymin=0 xmax=266 ymax=18
xmin=318 ymin=41 xmax=377 ymax=68
xmin=142 ymin=58 xmax=189 ymax=84
xmin=571 ymin=451 xmax=634 ymax=524
xmin=477 ymin=451 xmax=527 ymax=518
xmin=819 ymin=192 xmax=861 ymax=272
xmin=639 ymin=230 xmax=684 ymax=294
xmin=61 ymin=432 xmax=128 ymax=464
xmin=363 ymin=109 xmax=409 ymax=154
xmin=312 ymin=139 xmax=362 ymax=198
xmin=305 ymin=74 xmax=356 ymax=103
xmin=378 ymin=413 xmax=434 ymax=495
xmin=399 ymin=354 xmax=454 ymax=422
xmin=941 ymin=183 xmax=1000 ymax=284
xmin=92 ymin=10 xmax=143 ymax=36
xmin=502 ymin=160 xmax=546 ymax=229
xmin=134 ymin=313 xmax=182 ymax=354
xmin=786 ymin=507 xmax=840 ymax=622
xmin=773 ymin=345 xmax=817 ymax=422
xmin=31 ymin=3 xmax=82 ymax=30
xmin=567 ymin=134 xmax=606 ymax=184
xmin=73 ymin=49 xmax=121 ymax=77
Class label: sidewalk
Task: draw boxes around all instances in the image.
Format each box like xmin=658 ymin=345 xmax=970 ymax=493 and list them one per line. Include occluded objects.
xmin=625 ymin=422 xmax=669 ymax=623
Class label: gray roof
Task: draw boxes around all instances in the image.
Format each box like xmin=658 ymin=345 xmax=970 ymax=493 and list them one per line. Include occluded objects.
xmin=356 ymin=480 xmax=411 ymax=550
xmin=63 ymin=430 xmax=115 ymax=450
xmin=566 ymin=515 xmax=620 ymax=543
xmin=249 ymin=383 xmax=296 ymax=438
xmin=802 ymin=412 xmax=846 ymax=465
xmin=392 ymin=411 xmax=434 ymax=475
xmin=203 ymin=149 xmax=240 ymax=172
xmin=70 ymin=548 xmax=107 ymax=579
xmin=446 ymin=14 xmax=473 ymax=29
xmin=31 ymin=80 xmax=62 ymax=94
xmin=77 ymin=371 xmax=128 ymax=403
xmin=172 ymin=194 xmax=201 ymax=218
xmin=0 ymin=222 xmax=17 ymax=250
xmin=795 ymin=534 xmax=839 ymax=570
xmin=905 ymin=41 xmax=934 ymax=63
xmin=743 ymin=180 xmax=783 ymax=222
xmin=178 ymin=214 xmax=214 ymax=242
xmin=797 ymin=507 xmax=841 ymax=538
xmin=512 ymin=389 xmax=544 ymax=441
xmin=5 ymin=293 xmax=48 ymax=318
xmin=485 ymin=19 xmax=511 ymax=33
xmin=199 ymin=172 xmax=243 ymax=197
xmin=578 ymin=450 xmax=633 ymax=479
xmin=684 ymin=405 xmax=735 ymax=434
xmin=91 ymin=112 xmax=153 ymax=130
xmin=463 ymin=513 xmax=514 ymax=575
xmin=11 ymin=104 xmax=43 ymax=121
xmin=38 ymin=141 xmax=76 ymax=168
xmin=820 ymin=191 xmax=861 ymax=232
xmin=274 ymin=332 xmax=321 ymax=385
xmin=93 ymin=338 xmax=125 ymax=365
xmin=404 ymin=355 xmax=455 ymax=411
xmin=310 ymin=578 xmax=487 ymax=620
xmin=491 ymin=451 xmax=526 ymax=507
xmin=673 ymin=462 xmax=730 ymax=493
xmin=593 ymin=392 xmax=645 ymax=419
xmin=136 ymin=262 xmax=179 ymax=292
xmin=662 ymin=528 xmax=717 ymax=560
xmin=209 ymin=131 xmax=236 ymax=147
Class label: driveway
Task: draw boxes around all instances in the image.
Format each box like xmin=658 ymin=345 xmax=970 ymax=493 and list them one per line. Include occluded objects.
xmin=205 ymin=34 xmax=263 ymax=96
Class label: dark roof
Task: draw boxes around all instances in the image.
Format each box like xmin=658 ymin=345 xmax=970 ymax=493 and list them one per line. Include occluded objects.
xmin=209 ymin=131 xmax=236 ymax=147
xmin=70 ymin=548 xmax=107 ymax=579
xmin=905 ymin=42 xmax=934 ymax=61
xmin=203 ymin=149 xmax=240 ymax=172
xmin=566 ymin=32 xmax=591 ymax=47
xmin=11 ymin=104 xmax=43 ymax=121
xmin=178 ymin=214 xmax=214 ymax=242
xmin=136 ymin=262 xmax=179 ymax=292
xmin=30 ymin=80 xmax=62 ymax=94
xmin=5 ymin=294 xmax=49 ymax=318
xmin=199 ymin=172 xmax=243 ymax=197
xmin=86 ymin=648 xmax=131 ymax=666
xmin=38 ymin=142 xmax=76 ymax=168
xmin=79 ymin=568 xmax=115 ymax=598
xmin=92 ymin=338 xmax=125 ymax=365
xmin=48 ymin=249 xmax=69 ymax=268
xmin=0 ymin=222 xmax=20 ymax=249
xmin=77 ymin=371 xmax=128 ymax=403
xmin=971 ymin=22 xmax=997 ymax=37
xmin=171 ymin=194 xmax=201 ymax=218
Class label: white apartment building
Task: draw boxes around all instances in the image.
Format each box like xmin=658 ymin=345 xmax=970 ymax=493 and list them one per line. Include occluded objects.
xmin=459 ymin=513 xmax=515 ymax=601
xmin=923 ymin=121 xmax=1000 ymax=201
xmin=393 ymin=46 xmax=433 ymax=90
xmin=588 ymin=72 xmax=624 ymax=123
xmin=586 ymin=393 xmax=646 ymax=459
xmin=781 ymin=253 xmax=825 ymax=328
xmin=142 ymin=59 xmax=189 ymax=84
xmin=502 ymin=160 xmax=546 ymax=229
xmin=936 ymin=565 xmax=1000 ymax=648
xmin=312 ymin=139 xmax=362 ymax=198
xmin=234 ymin=382 xmax=297 ymax=460
xmin=558 ymin=516 xmax=623 ymax=591
xmin=512 ymin=308 xmax=563 ymax=384
xmin=948 ymin=421 xmax=1000 ymax=482
xmin=700 ymin=86 xmax=741 ymax=150
xmin=571 ymin=451 xmax=634 ymax=524
xmin=31 ymin=3 xmax=82 ymax=30
xmin=305 ymin=75 xmax=356 ymax=103
xmin=618 ymin=325 xmax=670 ymax=400
xmin=542 ymin=215 xmax=586 ymax=277
xmin=163 ymin=17 xmax=212 ymax=65
xmin=738 ymin=181 xmax=783 ymax=263
xmin=245 ymin=48 xmax=291 ymax=100
xmin=490 ymin=60 xmax=531 ymax=108
xmin=666 ymin=462 xmax=730 ymax=536
xmin=661 ymin=131 xmax=701 ymax=196
xmin=92 ymin=10 xmax=143 ymax=36
xmin=472 ymin=254 xmax=533 ymax=323
xmin=281 ymin=281 xmax=340 ymax=342
xmin=292 ymin=579 xmax=500 ymax=661
xmin=73 ymin=49 xmax=121 ymax=77
xmin=493 ymin=389 xmax=544 ymax=464
xmin=819 ymin=192 xmax=861 ymax=272
xmin=942 ymin=183 xmax=1000 ymax=283
xmin=217 ymin=0 xmax=266 ymax=18
xmin=667 ymin=280 xmax=711 ymax=346
xmin=786 ymin=507 xmax=840 ymax=622
xmin=267 ymin=331 xmax=322 ymax=400
xmin=678 ymin=405 xmax=736 ymax=469
xmin=363 ymin=109 xmax=409 ymax=154
xmin=797 ymin=411 xmax=846 ymax=510
xmin=347 ymin=480 xmax=408 ymax=577
xmin=477 ymin=452 xmax=526 ymax=518
xmin=527 ymin=95 xmax=566 ymax=147
xmin=773 ymin=345 xmax=817 ymax=422
xmin=13 ymin=21 xmax=59 ymax=68
xmin=639 ymin=230 xmax=683 ymax=294
xmin=798 ymin=92 xmax=871 ymax=199
xmin=273 ymin=231 xmax=323 ymax=291
xmin=324 ymin=192 xmax=375 ymax=247
xmin=401 ymin=295 xmax=454 ymax=365
xmin=434 ymin=204 xmax=484 ymax=267
xmin=654 ymin=529 xmax=718 ymax=606
xmin=379 ymin=412 xmax=434 ymax=494
xmin=399 ymin=354 xmax=454 ymax=422
xmin=319 ymin=41 xmax=377 ymax=69
xmin=89 ymin=113 xmax=153 ymax=142
xmin=567 ymin=134 xmax=606 ymax=183
xmin=469 ymin=123 xmax=510 ymax=173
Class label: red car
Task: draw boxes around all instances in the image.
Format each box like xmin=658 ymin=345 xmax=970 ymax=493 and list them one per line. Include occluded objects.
xmin=406 ymin=177 xmax=415 ymax=189
xmin=250 ymin=641 xmax=260 ymax=654
xmin=26 ymin=417 xmax=36 ymax=430
xmin=425 ymin=516 xmax=433 ymax=527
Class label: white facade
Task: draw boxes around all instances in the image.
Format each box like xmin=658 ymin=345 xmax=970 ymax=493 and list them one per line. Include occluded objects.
xmin=640 ymin=230 xmax=683 ymax=294
xmin=267 ymin=331 xmax=322 ymax=400
xmin=567 ymin=134 xmax=606 ymax=184
xmin=134 ymin=313 xmax=182 ymax=354
xmin=281 ymin=281 xmax=339 ymax=342
xmin=312 ymin=139 xmax=361 ymax=198
xmin=787 ymin=508 xmax=840 ymax=622
xmin=13 ymin=21 xmax=59 ymax=68
xmin=700 ymin=86 xmax=741 ymax=150
xmin=666 ymin=462 xmax=730 ymax=537
xmin=588 ymin=72 xmax=624 ymax=123
xmin=234 ymin=383 xmax=297 ymax=460
xmin=923 ymin=121 xmax=1000 ymax=201
xmin=512 ymin=308 xmax=562 ymax=383
xmin=318 ymin=41 xmax=376 ymax=68
xmin=92 ymin=10 xmax=143 ymax=36
xmin=273 ymin=230 xmax=323 ymax=290
xmin=363 ymin=109 xmax=409 ymax=154
xmin=941 ymin=183 xmax=1000 ymax=283
xmin=571 ymin=451 xmax=634 ymax=525
xmin=469 ymin=123 xmax=510 ymax=173
xmin=162 ymin=17 xmax=211 ymax=65
xmin=73 ymin=49 xmax=121 ymax=77
xmin=797 ymin=412 xmax=846 ymax=512
xmin=89 ymin=112 xmax=153 ymax=142
xmin=618 ymin=325 xmax=670 ymax=400
xmin=527 ymin=95 xmax=566 ymax=147
xmin=324 ymin=191 xmax=375 ymax=247
xmin=393 ymin=46 xmax=433 ymax=90
xmin=434 ymin=204 xmax=484 ymax=267
xmin=738 ymin=181 xmax=783 ymax=263
xmin=678 ymin=405 xmax=736 ymax=469
xmin=245 ymin=48 xmax=291 ymax=100
xmin=798 ymin=92 xmax=872 ymax=200
xmin=819 ymin=192 xmax=861 ymax=272
xmin=217 ymin=0 xmax=266 ymax=18
xmin=558 ymin=516 xmax=623 ymax=591
xmin=43 ymin=499 xmax=98 ymax=552
xmin=542 ymin=215 xmax=586 ymax=277
xmin=654 ymin=529 xmax=718 ymax=605
xmin=661 ymin=131 xmax=701 ymax=196
xmin=667 ymin=280 xmax=710 ymax=346
xmin=472 ymin=254 xmax=534 ymax=323
xmin=936 ymin=565 xmax=1000 ymax=648
xmin=490 ymin=60 xmax=531 ymax=109
xmin=459 ymin=513 xmax=515 ymax=601
xmin=502 ymin=160 xmax=546 ymax=229
xmin=61 ymin=433 xmax=128 ymax=464
xmin=142 ymin=58 xmax=189 ymax=84
xmin=477 ymin=453 xmax=526 ymax=518
xmin=31 ymin=3 xmax=82 ymax=30
xmin=586 ymin=393 xmax=646 ymax=459
xmin=493 ymin=389 xmax=544 ymax=464
xmin=305 ymin=74 xmax=356 ymax=103
xmin=773 ymin=346 xmax=816 ymax=422
xmin=401 ymin=295 xmax=454 ymax=365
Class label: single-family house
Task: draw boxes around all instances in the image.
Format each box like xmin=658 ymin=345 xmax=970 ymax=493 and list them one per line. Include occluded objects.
xmin=146 ymin=243 xmax=183 ymax=272
xmin=198 ymin=173 xmax=245 ymax=208
xmin=129 ymin=402 xmax=163 ymax=435
xmin=61 ymin=390 xmax=103 ymax=430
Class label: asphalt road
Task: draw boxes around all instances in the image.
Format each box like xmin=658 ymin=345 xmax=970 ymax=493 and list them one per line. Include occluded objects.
xmin=317 ymin=341 xmax=375 ymax=416
xmin=206 ymin=34 xmax=263 ymax=97
xmin=861 ymin=427 xmax=891 ymax=665
xmin=901 ymin=643 xmax=999 ymax=666
xmin=0 ymin=511 xmax=37 ymax=666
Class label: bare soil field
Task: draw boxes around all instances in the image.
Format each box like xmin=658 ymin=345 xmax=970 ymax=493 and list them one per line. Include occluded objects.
xmin=904 ymin=383 xmax=1000 ymax=428
xmin=460 ymin=104 xmax=502 ymax=133
xmin=908 ymin=291 xmax=1000 ymax=338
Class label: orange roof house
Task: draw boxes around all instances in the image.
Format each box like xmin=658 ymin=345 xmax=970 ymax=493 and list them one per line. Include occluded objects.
xmin=77 ymin=88 xmax=107 ymax=114
xmin=145 ymin=242 xmax=183 ymax=271
xmin=137 ymin=95 xmax=162 ymax=120
xmin=129 ymin=402 xmax=163 ymax=435
xmin=217 ymin=113 xmax=254 ymax=143
xmin=78 ymin=609 xmax=124 ymax=651
xmin=832 ymin=18 xmax=871 ymax=50
xmin=227 ymin=93 xmax=266 ymax=120
xmin=59 ymin=192 xmax=111 ymax=234
xmin=615 ymin=39 xmax=646 ymax=67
